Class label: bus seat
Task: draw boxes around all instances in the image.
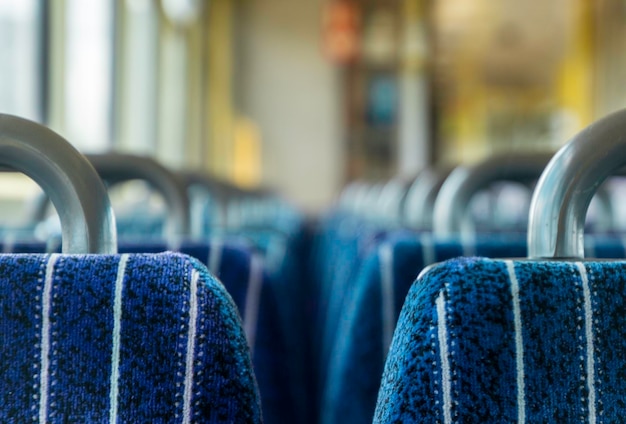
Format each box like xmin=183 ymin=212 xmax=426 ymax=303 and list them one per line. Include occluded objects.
xmin=0 ymin=115 xmax=262 ymax=423
xmin=320 ymin=149 xmax=626 ymax=424
xmin=374 ymin=109 xmax=626 ymax=422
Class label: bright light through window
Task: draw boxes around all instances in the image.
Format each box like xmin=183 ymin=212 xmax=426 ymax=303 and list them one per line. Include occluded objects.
xmin=0 ymin=0 xmax=41 ymax=122
xmin=64 ymin=0 xmax=113 ymax=152
xmin=119 ymin=0 xmax=158 ymax=154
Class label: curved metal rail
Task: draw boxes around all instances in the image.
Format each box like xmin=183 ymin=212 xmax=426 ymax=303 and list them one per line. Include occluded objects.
xmin=529 ymin=109 xmax=626 ymax=258
xmin=433 ymin=152 xmax=554 ymax=238
xmin=0 ymin=115 xmax=117 ymax=253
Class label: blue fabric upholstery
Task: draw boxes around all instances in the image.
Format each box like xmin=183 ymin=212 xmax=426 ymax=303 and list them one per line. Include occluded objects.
xmin=231 ymin=228 xmax=316 ymax=424
xmin=374 ymin=257 xmax=626 ymax=422
xmin=122 ymin=240 xmax=300 ymax=424
xmin=0 ymin=239 xmax=297 ymax=423
xmin=0 ymin=252 xmax=261 ymax=422
xmin=309 ymin=212 xmax=387 ymax=383
xmin=321 ymin=234 xmax=527 ymax=424
xmin=197 ymin=203 xmax=314 ymax=424
xmin=322 ymin=233 xmax=626 ymax=424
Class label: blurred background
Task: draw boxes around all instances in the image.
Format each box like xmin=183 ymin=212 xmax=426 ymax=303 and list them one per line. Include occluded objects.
xmin=0 ymin=0 xmax=623 ymax=214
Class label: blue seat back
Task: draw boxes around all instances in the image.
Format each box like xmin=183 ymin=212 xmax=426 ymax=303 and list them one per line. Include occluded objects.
xmin=0 ymin=252 xmax=261 ymax=422
xmin=323 ymin=232 xmax=626 ymax=424
xmin=375 ymin=257 xmax=626 ymax=422
xmin=321 ymin=233 xmax=526 ymax=424
xmin=0 ymin=237 xmax=299 ymax=424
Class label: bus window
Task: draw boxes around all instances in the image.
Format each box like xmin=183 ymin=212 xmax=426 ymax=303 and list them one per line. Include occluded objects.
xmin=117 ymin=0 xmax=159 ymax=155
xmin=0 ymin=0 xmax=42 ymax=122
xmin=64 ymin=0 xmax=114 ymax=151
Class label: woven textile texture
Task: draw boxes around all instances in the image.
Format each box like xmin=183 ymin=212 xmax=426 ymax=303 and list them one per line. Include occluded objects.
xmin=375 ymin=257 xmax=626 ymax=423
xmin=0 ymin=252 xmax=261 ymax=423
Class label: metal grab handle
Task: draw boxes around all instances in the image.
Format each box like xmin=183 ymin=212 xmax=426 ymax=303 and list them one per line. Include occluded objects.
xmin=377 ymin=178 xmax=411 ymax=224
xmin=528 ymin=109 xmax=626 ymax=259
xmin=85 ymin=153 xmax=191 ymax=240
xmin=403 ymin=167 xmax=451 ymax=230
xmin=0 ymin=115 xmax=117 ymax=254
xmin=433 ymin=152 xmax=554 ymax=238
xmin=179 ymin=170 xmax=240 ymax=205
xmin=338 ymin=181 xmax=369 ymax=214
xmin=178 ymin=170 xmax=238 ymax=235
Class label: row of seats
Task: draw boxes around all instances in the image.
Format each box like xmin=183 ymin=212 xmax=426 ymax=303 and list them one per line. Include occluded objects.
xmin=3 ymin=109 xmax=626 ymax=422
xmin=0 ymin=115 xmax=318 ymax=423
xmin=374 ymin=108 xmax=626 ymax=422
xmin=0 ymin=116 xmax=267 ymax=422
xmin=312 ymin=113 xmax=626 ymax=423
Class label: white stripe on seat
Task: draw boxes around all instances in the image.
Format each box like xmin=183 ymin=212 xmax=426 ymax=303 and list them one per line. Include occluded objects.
xmin=39 ymin=254 xmax=60 ymax=424
xmin=379 ymin=243 xmax=395 ymax=356
xmin=183 ymin=269 xmax=201 ymax=424
xmin=505 ymin=260 xmax=526 ymax=424
xmin=109 ymin=254 xmax=129 ymax=423
xmin=243 ymin=254 xmax=263 ymax=355
xmin=208 ymin=237 xmax=224 ymax=276
xmin=436 ymin=290 xmax=452 ymax=424
xmin=577 ymin=262 xmax=597 ymax=424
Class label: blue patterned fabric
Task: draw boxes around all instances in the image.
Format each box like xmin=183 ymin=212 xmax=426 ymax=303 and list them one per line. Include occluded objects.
xmin=322 ymin=233 xmax=626 ymax=424
xmin=374 ymin=257 xmax=626 ymax=422
xmin=0 ymin=252 xmax=261 ymax=422
xmin=309 ymin=212 xmax=386 ymax=381
xmin=321 ymin=234 xmax=527 ymax=424
xmin=231 ymin=228 xmax=316 ymax=424
xmin=122 ymin=240 xmax=299 ymax=424
xmin=0 ymin=239 xmax=296 ymax=424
